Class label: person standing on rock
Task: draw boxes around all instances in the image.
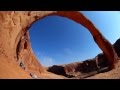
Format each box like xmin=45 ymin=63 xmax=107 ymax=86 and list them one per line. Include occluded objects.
xmin=19 ymin=60 xmax=25 ymax=70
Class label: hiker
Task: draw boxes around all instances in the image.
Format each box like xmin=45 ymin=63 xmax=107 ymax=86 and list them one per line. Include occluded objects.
xmin=29 ymin=73 xmax=38 ymax=79
xmin=19 ymin=60 xmax=25 ymax=70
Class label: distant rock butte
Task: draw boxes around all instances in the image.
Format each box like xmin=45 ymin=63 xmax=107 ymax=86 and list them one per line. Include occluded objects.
xmin=0 ymin=11 xmax=118 ymax=78
xmin=47 ymin=54 xmax=109 ymax=78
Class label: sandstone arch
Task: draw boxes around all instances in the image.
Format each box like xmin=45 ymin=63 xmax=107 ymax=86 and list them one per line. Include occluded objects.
xmin=0 ymin=11 xmax=118 ymax=78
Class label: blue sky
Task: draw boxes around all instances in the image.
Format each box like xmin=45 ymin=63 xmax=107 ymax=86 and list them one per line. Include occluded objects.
xmin=29 ymin=11 xmax=120 ymax=67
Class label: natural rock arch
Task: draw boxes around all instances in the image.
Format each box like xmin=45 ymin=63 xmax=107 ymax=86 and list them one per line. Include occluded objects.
xmin=27 ymin=11 xmax=118 ymax=70
xmin=0 ymin=11 xmax=118 ymax=78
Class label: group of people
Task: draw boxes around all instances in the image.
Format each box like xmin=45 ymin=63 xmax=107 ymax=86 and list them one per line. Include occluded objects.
xmin=19 ymin=59 xmax=38 ymax=79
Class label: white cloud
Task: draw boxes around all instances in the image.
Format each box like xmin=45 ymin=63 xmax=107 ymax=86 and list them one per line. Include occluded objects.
xmin=41 ymin=57 xmax=54 ymax=67
xmin=63 ymin=48 xmax=73 ymax=55
xmin=37 ymin=52 xmax=40 ymax=55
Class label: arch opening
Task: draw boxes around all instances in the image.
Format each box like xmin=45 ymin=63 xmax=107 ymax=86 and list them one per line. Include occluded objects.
xmin=28 ymin=15 xmax=102 ymax=67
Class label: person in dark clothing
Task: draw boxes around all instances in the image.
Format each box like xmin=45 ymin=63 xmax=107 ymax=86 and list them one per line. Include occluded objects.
xmin=19 ymin=61 xmax=25 ymax=70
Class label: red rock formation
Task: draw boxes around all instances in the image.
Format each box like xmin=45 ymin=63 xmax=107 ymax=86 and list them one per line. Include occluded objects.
xmin=51 ymin=11 xmax=118 ymax=70
xmin=114 ymin=38 xmax=120 ymax=57
xmin=0 ymin=11 xmax=118 ymax=78
xmin=47 ymin=58 xmax=109 ymax=78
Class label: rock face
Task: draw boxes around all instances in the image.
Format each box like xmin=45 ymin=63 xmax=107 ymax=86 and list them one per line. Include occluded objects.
xmin=0 ymin=11 xmax=118 ymax=78
xmin=47 ymin=54 xmax=109 ymax=78
xmin=114 ymin=38 xmax=120 ymax=57
xmin=16 ymin=31 xmax=43 ymax=76
xmin=47 ymin=58 xmax=109 ymax=78
xmin=48 ymin=65 xmax=68 ymax=77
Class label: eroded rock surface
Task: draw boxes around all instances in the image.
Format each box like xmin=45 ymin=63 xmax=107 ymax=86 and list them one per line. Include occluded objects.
xmin=0 ymin=11 xmax=118 ymax=78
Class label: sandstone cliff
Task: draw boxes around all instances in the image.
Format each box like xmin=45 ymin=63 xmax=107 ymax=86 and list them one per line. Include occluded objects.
xmin=0 ymin=11 xmax=118 ymax=79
